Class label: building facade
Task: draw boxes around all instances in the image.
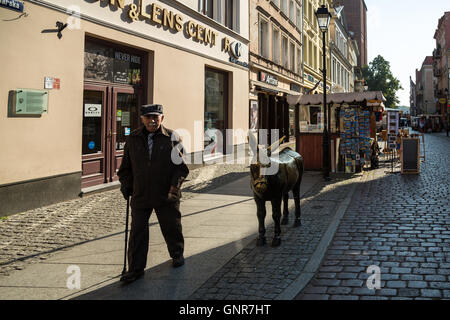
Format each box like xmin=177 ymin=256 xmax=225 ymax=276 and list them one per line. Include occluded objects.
xmin=333 ymin=0 xmax=367 ymax=69
xmin=249 ymin=0 xmax=304 ymax=144
xmin=410 ymin=76 xmax=417 ymax=116
xmin=302 ymin=0 xmax=333 ymax=95
xmin=433 ymin=11 xmax=450 ymax=123
xmin=0 ymin=0 xmax=250 ymax=215
xmin=329 ymin=5 xmax=357 ymax=93
xmin=415 ymin=57 xmax=436 ymax=115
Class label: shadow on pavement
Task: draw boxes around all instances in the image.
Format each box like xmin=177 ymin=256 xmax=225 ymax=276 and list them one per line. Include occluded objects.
xmin=67 ymin=234 xmax=257 ymax=300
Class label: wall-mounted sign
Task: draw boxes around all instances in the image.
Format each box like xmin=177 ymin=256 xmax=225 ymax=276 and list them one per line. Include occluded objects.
xmin=223 ymin=38 xmax=248 ymax=68
xmin=259 ymin=71 xmax=278 ymax=86
xmin=44 ymin=77 xmax=61 ymax=90
xmin=305 ymin=73 xmax=315 ymax=83
xmin=84 ymin=104 xmax=102 ymax=117
xmin=290 ymin=83 xmax=301 ymax=93
xmin=439 ymin=98 xmax=447 ymax=104
xmin=0 ymin=0 xmax=23 ymax=12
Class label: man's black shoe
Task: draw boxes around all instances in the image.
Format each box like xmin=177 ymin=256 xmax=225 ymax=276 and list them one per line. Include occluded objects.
xmin=120 ymin=270 xmax=144 ymax=283
xmin=172 ymin=256 xmax=185 ymax=268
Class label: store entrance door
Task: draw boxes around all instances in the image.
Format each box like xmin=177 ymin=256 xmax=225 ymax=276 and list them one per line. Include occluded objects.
xmin=81 ymin=84 xmax=140 ymax=188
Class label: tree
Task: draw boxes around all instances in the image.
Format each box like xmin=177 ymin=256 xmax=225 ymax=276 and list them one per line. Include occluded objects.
xmin=362 ymin=55 xmax=403 ymax=109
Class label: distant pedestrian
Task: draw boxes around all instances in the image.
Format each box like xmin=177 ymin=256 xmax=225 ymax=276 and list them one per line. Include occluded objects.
xmin=419 ymin=118 xmax=425 ymax=133
xmin=118 ymin=104 xmax=189 ymax=283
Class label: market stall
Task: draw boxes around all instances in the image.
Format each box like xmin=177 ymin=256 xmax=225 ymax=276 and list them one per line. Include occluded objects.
xmin=416 ymin=114 xmax=444 ymax=133
xmin=287 ymin=91 xmax=386 ymax=173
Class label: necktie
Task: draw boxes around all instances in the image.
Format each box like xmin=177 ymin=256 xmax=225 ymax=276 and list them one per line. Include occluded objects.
xmin=148 ymin=133 xmax=154 ymax=160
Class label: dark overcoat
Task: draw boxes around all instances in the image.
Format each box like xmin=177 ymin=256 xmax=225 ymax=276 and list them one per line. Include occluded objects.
xmin=117 ymin=125 xmax=189 ymax=209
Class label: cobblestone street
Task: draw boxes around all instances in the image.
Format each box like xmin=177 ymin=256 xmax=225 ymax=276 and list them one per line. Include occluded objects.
xmin=1 ymin=133 xmax=448 ymax=301
xmin=296 ymin=132 xmax=450 ymax=300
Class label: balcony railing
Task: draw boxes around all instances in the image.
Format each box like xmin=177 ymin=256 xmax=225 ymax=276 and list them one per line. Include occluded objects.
xmin=434 ymin=67 xmax=443 ymax=77
xmin=433 ymin=47 xmax=442 ymax=59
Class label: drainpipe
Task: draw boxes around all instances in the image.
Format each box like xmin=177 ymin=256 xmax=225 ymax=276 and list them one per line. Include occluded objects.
xmin=302 ymin=0 xmax=305 ymax=93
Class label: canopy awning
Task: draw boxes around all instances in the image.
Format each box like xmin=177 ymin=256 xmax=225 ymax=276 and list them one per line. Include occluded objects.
xmin=287 ymin=91 xmax=386 ymax=106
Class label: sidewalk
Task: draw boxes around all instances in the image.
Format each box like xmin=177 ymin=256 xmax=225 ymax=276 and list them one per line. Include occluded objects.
xmin=0 ymin=170 xmax=361 ymax=300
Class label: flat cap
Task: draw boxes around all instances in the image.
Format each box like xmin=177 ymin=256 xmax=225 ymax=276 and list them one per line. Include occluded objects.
xmin=141 ymin=104 xmax=163 ymax=116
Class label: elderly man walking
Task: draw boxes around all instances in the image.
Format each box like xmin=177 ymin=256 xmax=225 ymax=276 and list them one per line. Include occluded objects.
xmin=118 ymin=104 xmax=189 ymax=283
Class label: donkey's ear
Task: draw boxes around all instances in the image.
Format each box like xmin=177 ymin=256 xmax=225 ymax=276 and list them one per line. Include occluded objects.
xmin=248 ymin=130 xmax=260 ymax=163
xmin=248 ymin=131 xmax=258 ymax=152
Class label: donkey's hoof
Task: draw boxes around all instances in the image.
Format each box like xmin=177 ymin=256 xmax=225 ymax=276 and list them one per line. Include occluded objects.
xmin=293 ymin=219 xmax=302 ymax=227
xmin=256 ymin=237 xmax=266 ymax=246
xmin=271 ymin=237 xmax=281 ymax=247
xmin=281 ymin=217 xmax=289 ymax=225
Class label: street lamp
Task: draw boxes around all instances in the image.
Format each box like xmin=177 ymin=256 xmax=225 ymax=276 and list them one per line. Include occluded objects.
xmin=315 ymin=4 xmax=331 ymax=180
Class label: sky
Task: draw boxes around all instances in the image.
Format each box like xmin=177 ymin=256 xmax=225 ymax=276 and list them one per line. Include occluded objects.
xmin=364 ymin=0 xmax=450 ymax=107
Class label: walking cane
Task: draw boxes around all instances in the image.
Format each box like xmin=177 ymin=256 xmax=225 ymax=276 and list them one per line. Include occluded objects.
xmin=122 ymin=196 xmax=130 ymax=275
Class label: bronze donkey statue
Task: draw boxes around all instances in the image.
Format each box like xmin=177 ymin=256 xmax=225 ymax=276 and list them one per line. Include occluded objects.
xmin=249 ymin=135 xmax=304 ymax=247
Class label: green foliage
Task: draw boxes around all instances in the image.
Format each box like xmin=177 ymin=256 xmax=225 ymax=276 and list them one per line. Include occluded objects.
xmin=362 ymin=55 xmax=403 ymax=109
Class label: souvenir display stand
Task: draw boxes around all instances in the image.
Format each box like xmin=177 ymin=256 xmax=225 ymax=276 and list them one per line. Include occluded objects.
xmin=287 ymin=91 xmax=386 ymax=173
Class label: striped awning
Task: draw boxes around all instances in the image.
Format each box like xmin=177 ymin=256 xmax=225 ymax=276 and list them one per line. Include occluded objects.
xmin=287 ymin=91 xmax=386 ymax=106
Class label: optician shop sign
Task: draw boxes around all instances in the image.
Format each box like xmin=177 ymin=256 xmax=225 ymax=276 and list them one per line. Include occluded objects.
xmin=85 ymin=0 xmax=246 ymax=65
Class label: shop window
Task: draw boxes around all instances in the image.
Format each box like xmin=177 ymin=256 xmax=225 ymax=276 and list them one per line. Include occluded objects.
xmin=82 ymin=90 xmax=103 ymax=155
xmin=84 ymin=40 xmax=142 ymax=86
xmin=204 ymin=68 xmax=228 ymax=158
xmin=299 ymin=105 xmax=323 ymax=132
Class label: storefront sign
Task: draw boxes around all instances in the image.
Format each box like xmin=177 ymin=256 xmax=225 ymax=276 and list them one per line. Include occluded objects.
xmin=223 ymin=38 xmax=248 ymax=68
xmin=84 ymin=104 xmax=102 ymax=117
xmin=85 ymin=1 xmax=245 ymax=57
xmin=290 ymin=83 xmax=301 ymax=93
xmin=439 ymin=98 xmax=447 ymax=104
xmin=259 ymin=72 xmax=278 ymax=86
xmin=0 ymin=0 xmax=24 ymax=12
xmin=45 ymin=0 xmax=248 ymax=67
xmin=127 ymin=2 xmax=218 ymax=46
xmin=305 ymin=73 xmax=315 ymax=83
xmin=115 ymin=51 xmax=141 ymax=64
